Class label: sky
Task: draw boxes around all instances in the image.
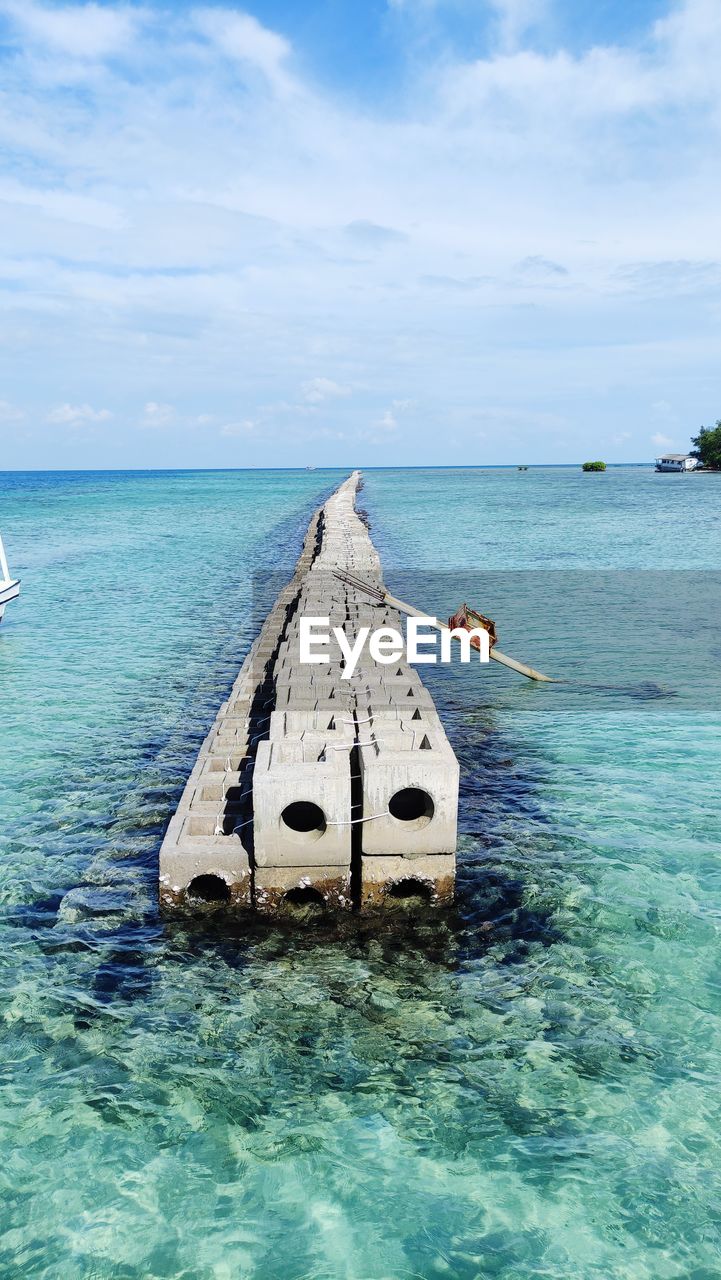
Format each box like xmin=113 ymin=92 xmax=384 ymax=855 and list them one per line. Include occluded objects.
xmin=0 ymin=0 xmax=720 ymax=468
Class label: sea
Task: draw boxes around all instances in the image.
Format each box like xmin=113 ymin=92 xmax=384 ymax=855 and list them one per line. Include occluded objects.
xmin=0 ymin=465 xmax=719 ymax=1279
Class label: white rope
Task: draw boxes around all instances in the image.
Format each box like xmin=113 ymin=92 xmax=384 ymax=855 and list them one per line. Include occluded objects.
xmin=213 ymin=754 xmax=250 ymax=834
xmin=326 ymin=810 xmax=390 ymax=826
xmin=214 ymin=817 xmax=253 ymax=836
xmin=214 ymin=777 xmax=228 ymax=833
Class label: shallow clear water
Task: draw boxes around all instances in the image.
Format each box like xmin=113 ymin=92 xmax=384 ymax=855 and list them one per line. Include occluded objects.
xmin=1 ymin=466 xmax=720 ymax=1279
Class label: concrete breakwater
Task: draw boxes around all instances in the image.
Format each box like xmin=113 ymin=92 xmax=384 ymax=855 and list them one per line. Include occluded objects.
xmin=159 ymin=472 xmax=459 ymax=912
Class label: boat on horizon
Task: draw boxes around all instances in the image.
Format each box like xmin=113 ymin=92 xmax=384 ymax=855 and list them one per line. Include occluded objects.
xmin=0 ymin=533 xmax=20 ymax=622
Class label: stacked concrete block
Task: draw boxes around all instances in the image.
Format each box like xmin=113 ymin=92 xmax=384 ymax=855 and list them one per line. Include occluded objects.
xmin=158 ymin=669 xmax=255 ymax=907
xmin=252 ymin=738 xmax=353 ymax=912
xmin=353 ymin=653 xmax=457 ymax=904
xmin=158 ymin=503 xmax=323 ymax=907
xmin=357 ymin=723 xmax=458 ymax=907
xmin=159 ymin=469 xmax=459 ymax=913
xmin=251 ymin=517 xmax=358 ymax=910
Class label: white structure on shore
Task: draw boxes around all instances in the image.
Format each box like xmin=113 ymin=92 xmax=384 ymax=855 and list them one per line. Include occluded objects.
xmin=655 ymin=453 xmax=699 ymax=472
xmin=0 ymin=533 xmax=20 ymax=622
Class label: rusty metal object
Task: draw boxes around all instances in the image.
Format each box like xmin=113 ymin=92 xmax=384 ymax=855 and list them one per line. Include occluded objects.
xmin=448 ymin=603 xmax=499 ymax=651
xmin=332 ymin=570 xmax=557 ymax=682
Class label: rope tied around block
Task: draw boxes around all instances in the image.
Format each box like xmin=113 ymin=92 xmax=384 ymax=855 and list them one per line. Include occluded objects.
xmin=326 ymin=811 xmax=391 ymax=825
xmin=230 ymin=815 xmax=254 ymax=835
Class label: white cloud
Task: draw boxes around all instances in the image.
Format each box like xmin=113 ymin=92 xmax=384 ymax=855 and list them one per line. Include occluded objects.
xmin=371 ymin=399 xmax=414 ymax=434
xmin=1 ymin=0 xmax=720 ymax=466
xmin=490 ymin=0 xmax=548 ymax=51
xmin=193 ymin=9 xmax=293 ymax=93
xmin=359 ymin=400 xmax=414 ymax=445
xmin=387 ymin=0 xmax=548 ymax=56
xmin=344 ymin=220 xmax=407 ymax=247
xmin=0 ymin=1 xmax=141 ymax=58
xmin=141 ymin=401 xmax=175 ymax=428
xmin=386 ymin=0 xmax=437 ymax=10
xmin=0 ymin=179 xmax=124 ymax=231
xmin=651 ymin=432 xmax=675 ymax=449
xmin=0 ymin=399 xmax=24 ymax=422
xmin=301 ymin=377 xmax=352 ymax=404
xmin=651 ymin=400 xmax=677 ymax=422
xmin=376 ymin=408 xmax=399 ymax=432
xmin=220 ymin=419 xmax=258 ymax=437
xmin=46 ymin=402 xmax=112 ymax=425
xmin=516 ymin=255 xmax=568 ymax=278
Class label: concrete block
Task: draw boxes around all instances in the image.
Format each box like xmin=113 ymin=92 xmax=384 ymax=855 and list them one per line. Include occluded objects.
xmin=360 ymin=853 xmax=455 ymax=908
xmin=159 ymin=817 xmax=252 ymax=908
xmin=268 ymin=708 xmax=355 ymax=739
xmin=358 ymin=731 xmax=459 ymax=858
xmin=255 ymin=865 xmax=352 ymax=913
xmin=252 ymin=739 xmax=352 ymax=867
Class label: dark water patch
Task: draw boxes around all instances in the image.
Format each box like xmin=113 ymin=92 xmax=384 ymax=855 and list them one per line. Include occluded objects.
xmin=0 ymin=890 xmax=66 ymax=929
xmin=561 ymin=679 xmax=680 ymax=703
xmin=462 ymin=866 xmax=562 ymax=958
xmin=93 ymin=945 xmax=154 ymax=1005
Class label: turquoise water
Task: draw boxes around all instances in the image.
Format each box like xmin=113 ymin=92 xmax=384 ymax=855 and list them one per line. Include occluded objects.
xmin=1 ymin=466 xmax=720 ymax=1278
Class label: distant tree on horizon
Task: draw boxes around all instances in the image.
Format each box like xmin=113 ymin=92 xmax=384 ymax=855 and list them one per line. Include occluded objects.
xmin=691 ymin=423 xmax=721 ymax=469
xmin=582 ymin=460 xmax=606 ymax=471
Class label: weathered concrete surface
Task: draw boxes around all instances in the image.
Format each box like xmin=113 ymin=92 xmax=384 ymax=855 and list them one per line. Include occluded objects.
xmin=255 ymin=865 xmax=352 ymax=914
xmin=360 ymin=854 xmax=456 ymax=909
xmin=252 ymin=739 xmax=352 ymax=868
xmin=159 ymin=471 xmax=459 ymax=912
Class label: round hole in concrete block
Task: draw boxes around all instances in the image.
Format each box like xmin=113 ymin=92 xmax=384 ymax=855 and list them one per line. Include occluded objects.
xmin=186 ymin=874 xmax=230 ymax=903
xmin=282 ymin=886 xmax=326 ymax=910
xmin=280 ymin=798 xmax=327 ymax=839
xmin=385 ymin=878 xmax=432 ymax=904
xmin=280 ymin=801 xmax=327 ymax=842
xmin=388 ymin=787 xmax=434 ymax=828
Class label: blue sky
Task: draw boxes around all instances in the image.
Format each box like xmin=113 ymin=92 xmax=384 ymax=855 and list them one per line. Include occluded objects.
xmin=0 ymin=0 xmax=719 ymax=468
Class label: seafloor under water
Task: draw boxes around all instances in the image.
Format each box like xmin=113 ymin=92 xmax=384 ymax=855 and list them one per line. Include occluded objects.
xmin=1 ymin=466 xmax=719 ymax=1278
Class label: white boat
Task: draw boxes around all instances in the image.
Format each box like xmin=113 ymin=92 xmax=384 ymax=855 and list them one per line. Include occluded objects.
xmin=0 ymin=533 xmax=20 ymax=622
xmin=655 ymin=453 xmax=699 ymax=472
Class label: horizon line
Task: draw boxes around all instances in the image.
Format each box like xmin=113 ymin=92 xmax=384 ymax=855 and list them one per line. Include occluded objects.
xmin=0 ymin=462 xmax=657 ymax=474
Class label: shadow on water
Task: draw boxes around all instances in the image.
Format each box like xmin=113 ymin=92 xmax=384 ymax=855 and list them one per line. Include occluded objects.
xmin=9 ymin=685 xmax=566 ymax=1029
xmin=157 ymin=874 xmax=561 ymax=988
xmin=92 ymin=941 xmax=155 ymax=1005
xmin=4 ymin=490 xmax=574 ymax=1135
xmin=155 ymin=682 xmax=563 ymax=972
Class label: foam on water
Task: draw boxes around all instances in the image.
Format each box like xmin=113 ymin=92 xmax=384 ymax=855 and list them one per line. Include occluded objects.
xmin=1 ymin=466 xmax=720 ymax=1278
